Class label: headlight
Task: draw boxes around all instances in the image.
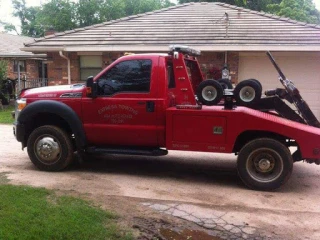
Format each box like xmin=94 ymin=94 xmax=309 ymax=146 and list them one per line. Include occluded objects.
xmin=16 ymin=98 xmax=27 ymax=111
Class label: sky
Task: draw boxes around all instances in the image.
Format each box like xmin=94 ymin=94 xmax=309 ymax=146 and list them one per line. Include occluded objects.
xmin=1 ymin=0 xmax=320 ymax=33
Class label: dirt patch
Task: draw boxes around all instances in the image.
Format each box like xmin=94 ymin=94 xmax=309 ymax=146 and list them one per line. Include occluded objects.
xmin=161 ymin=228 xmax=222 ymax=240
xmin=0 ymin=172 xmax=10 ymax=184
xmin=132 ymin=217 xmax=220 ymax=240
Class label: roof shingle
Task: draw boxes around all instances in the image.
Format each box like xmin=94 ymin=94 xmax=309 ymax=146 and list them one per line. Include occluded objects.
xmin=0 ymin=33 xmax=45 ymax=58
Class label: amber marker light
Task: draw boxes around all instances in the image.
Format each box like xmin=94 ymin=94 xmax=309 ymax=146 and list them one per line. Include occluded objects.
xmin=16 ymin=98 xmax=27 ymax=111
xmin=86 ymin=87 xmax=92 ymax=95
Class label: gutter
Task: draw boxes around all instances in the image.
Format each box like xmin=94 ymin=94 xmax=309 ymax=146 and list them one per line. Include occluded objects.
xmin=20 ymin=47 xmax=65 ymax=52
xmin=59 ymin=51 xmax=71 ymax=84
xmin=0 ymin=54 xmax=47 ymax=58
xmin=20 ymin=45 xmax=320 ymax=52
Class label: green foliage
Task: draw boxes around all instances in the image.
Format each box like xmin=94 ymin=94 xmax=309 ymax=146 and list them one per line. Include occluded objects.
xmin=246 ymin=0 xmax=282 ymax=11
xmin=0 ymin=60 xmax=8 ymax=90
xmin=0 ymin=21 xmax=19 ymax=35
xmin=120 ymin=0 xmax=174 ymax=16
xmin=12 ymin=0 xmax=174 ymax=37
xmin=0 ymin=60 xmax=7 ymax=81
xmin=76 ymin=0 xmax=126 ymax=27
xmin=35 ymin=0 xmax=77 ymax=33
xmin=12 ymin=0 xmax=43 ymax=36
xmin=178 ymin=0 xmax=247 ymax=6
xmin=0 ymin=184 xmax=133 ymax=239
xmin=267 ymin=0 xmax=320 ymax=24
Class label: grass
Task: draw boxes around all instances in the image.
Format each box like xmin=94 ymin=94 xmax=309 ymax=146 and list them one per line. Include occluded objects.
xmin=0 ymin=184 xmax=133 ymax=240
xmin=0 ymin=105 xmax=14 ymax=124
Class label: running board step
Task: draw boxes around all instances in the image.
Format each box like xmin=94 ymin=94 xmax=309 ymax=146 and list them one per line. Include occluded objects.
xmin=86 ymin=147 xmax=168 ymax=156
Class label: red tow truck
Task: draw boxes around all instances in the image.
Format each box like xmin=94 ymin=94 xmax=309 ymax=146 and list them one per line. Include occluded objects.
xmin=13 ymin=45 xmax=320 ymax=191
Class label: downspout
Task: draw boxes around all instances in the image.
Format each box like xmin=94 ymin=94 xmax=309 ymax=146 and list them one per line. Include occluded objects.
xmin=59 ymin=51 xmax=71 ymax=84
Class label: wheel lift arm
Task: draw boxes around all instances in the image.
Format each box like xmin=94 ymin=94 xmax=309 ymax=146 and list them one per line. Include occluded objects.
xmin=252 ymin=97 xmax=305 ymax=124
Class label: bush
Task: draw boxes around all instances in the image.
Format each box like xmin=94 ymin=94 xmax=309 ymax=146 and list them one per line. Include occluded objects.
xmin=0 ymin=60 xmax=8 ymax=89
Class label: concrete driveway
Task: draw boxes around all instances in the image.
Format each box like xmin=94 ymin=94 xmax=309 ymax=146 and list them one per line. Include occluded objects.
xmin=1 ymin=124 xmax=320 ymax=239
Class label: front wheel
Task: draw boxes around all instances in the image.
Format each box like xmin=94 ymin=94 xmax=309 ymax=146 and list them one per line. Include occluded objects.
xmin=237 ymin=138 xmax=293 ymax=191
xmin=27 ymin=125 xmax=73 ymax=171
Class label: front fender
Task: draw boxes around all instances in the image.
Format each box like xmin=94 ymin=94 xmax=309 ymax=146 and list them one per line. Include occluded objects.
xmin=17 ymin=100 xmax=87 ymax=149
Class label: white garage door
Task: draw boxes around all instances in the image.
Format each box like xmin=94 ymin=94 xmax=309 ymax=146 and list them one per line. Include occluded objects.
xmin=238 ymin=52 xmax=320 ymax=121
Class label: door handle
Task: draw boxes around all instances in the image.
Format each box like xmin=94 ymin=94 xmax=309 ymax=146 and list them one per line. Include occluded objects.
xmin=146 ymin=101 xmax=155 ymax=112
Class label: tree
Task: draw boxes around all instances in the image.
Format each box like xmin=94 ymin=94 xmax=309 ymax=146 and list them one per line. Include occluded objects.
xmin=0 ymin=21 xmax=19 ymax=35
xmin=12 ymin=0 xmax=175 ymax=37
xmin=246 ymin=0 xmax=281 ymax=11
xmin=76 ymin=0 xmax=126 ymax=27
xmin=12 ymin=0 xmax=42 ymax=37
xmin=120 ymin=0 xmax=174 ymax=16
xmin=178 ymin=0 xmax=247 ymax=6
xmin=35 ymin=0 xmax=77 ymax=33
xmin=267 ymin=0 xmax=320 ymax=24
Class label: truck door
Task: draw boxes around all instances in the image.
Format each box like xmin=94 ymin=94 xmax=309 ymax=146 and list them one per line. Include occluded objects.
xmin=82 ymin=56 xmax=160 ymax=147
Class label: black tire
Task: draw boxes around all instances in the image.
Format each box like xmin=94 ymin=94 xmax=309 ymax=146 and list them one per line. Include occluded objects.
xmin=246 ymin=78 xmax=262 ymax=90
xmin=196 ymin=80 xmax=223 ymax=106
xmin=237 ymin=138 xmax=293 ymax=191
xmin=234 ymin=79 xmax=262 ymax=106
xmin=27 ymin=125 xmax=73 ymax=171
xmin=217 ymin=78 xmax=233 ymax=89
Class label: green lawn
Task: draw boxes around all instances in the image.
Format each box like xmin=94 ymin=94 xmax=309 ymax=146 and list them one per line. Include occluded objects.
xmin=0 ymin=105 xmax=14 ymax=124
xmin=0 ymin=184 xmax=132 ymax=240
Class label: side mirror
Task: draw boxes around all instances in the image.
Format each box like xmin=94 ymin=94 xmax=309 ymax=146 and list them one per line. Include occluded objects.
xmin=86 ymin=76 xmax=97 ymax=98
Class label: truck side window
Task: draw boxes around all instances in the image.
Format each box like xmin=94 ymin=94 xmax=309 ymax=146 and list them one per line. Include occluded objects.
xmin=167 ymin=63 xmax=176 ymax=89
xmin=97 ymin=59 xmax=152 ymax=96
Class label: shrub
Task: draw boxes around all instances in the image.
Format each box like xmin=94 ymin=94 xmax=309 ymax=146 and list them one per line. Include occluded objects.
xmin=0 ymin=60 xmax=8 ymax=89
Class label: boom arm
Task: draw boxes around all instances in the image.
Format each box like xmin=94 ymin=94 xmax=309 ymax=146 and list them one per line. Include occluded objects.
xmin=266 ymin=51 xmax=286 ymax=80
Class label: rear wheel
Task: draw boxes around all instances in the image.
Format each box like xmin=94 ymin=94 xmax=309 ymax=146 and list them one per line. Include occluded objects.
xmin=196 ymin=80 xmax=223 ymax=106
xmin=237 ymin=138 xmax=293 ymax=191
xmin=27 ymin=125 xmax=73 ymax=171
xmin=234 ymin=79 xmax=262 ymax=106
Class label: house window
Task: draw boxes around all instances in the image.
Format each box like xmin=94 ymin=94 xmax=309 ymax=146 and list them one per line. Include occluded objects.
xmin=13 ymin=60 xmax=26 ymax=72
xmin=97 ymin=59 xmax=152 ymax=96
xmin=80 ymin=56 xmax=102 ymax=81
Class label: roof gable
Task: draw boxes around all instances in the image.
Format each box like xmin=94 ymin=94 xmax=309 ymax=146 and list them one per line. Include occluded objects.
xmin=23 ymin=2 xmax=320 ymax=52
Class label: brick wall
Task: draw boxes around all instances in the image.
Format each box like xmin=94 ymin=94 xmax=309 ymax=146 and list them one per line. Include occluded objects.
xmin=0 ymin=58 xmax=40 ymax=80
xmin=102 ymin=52 xmax=123 ymax=67
xmin=45 ymin=51 xmax=240 ymax=85
xmin=47 ymin=52 xmax=80 ymax=85
xmin=198 ymin=51 xmax=239 ymax=83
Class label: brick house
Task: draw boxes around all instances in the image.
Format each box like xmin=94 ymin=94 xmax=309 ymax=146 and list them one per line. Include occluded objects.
xmin=0 ymin=32 xmax=46 ymax=90
xmin=21 ymin=2 xmax=320 ymax=118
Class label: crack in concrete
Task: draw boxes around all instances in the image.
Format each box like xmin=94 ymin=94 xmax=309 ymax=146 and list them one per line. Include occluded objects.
xmin=143 ymin=202 xmax=275 ymax=240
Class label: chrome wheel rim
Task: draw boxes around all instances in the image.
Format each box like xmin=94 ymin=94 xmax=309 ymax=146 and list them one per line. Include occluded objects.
xmin=239 ymin=86 xmax=255 ymax=102
xmin=202 ymin=86 xmax=217 ymax=101
xmin=246 ymin=148 xmax=283 ymax=183
xmin=34 ymin=135 xmax=61 ymax=164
